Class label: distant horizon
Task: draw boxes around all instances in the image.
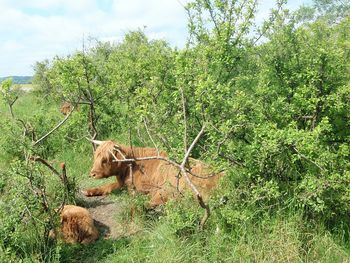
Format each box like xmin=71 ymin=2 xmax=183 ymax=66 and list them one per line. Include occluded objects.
xmin=0 ymin=0 xmax=312 ymax=76
xmin=0 ymin=75 xmax=32 ymax=83
xmin=1 ymin=75 xmax=33 ymax=77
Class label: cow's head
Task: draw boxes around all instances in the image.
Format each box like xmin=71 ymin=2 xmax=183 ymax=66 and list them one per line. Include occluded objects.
xmin=89 ymin=140 xmax=128 ymax=179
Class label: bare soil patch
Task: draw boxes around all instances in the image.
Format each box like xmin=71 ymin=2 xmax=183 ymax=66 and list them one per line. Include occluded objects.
xmin=77 ymin=193 xmax=141 ymax=240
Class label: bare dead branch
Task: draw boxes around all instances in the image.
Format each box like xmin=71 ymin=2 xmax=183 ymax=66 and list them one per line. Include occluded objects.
xmin=109 ymin=149 xmax=123 ymax=162
xmin=128 ymin=163 xmax=136 ymax=194
xmin=113 ymin=147 xmax=127 ymax=160
xmin=40 ymin=188 xmax=50 ymax=212
xmin=143 ymin=118 xmax=160 ymax=156
xmin=218 ymin=153 xmax=244 ymax=166
xmin=181 ymin=124 xmax=205 ymax=167
xmin=291 ymin=145 xmax=325 ymax=171
xmin=77 ymin=100 xmax=92 ymax=105
xmin=29 ymin=156 xmax=60 ymax=176
xmin=128 ymin=125 xmax=134 ymax=157
xmin=56 ymin=163 xmax=68 ymax=215
xmin=60 ymin=162 xmax=68 ymax=189
xmin=182 ymin=125 xmax=210 ymax=223
xmin=177 ymin=124 xmax=209 ymax=228
xmin=9 ymin=96 xmax=19 ymax=107
xmin=137 ymin=126 xmax=147 ymax=145
xmin=186 ymin=168 xmax=223 ymax=179
xmin=33 ymin=106 xmax=75 ymax=146
xmin=180 ymin=87 xmax=188 ymax=155
xmin=17 ymin=118 xmax=29 ymax=137
xmin=29 ymin=158 xmax=70 ymax=218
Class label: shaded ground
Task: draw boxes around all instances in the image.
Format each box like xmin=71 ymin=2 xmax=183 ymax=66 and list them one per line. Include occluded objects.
xmin=77 ymin=193 xmax=141 ymax=240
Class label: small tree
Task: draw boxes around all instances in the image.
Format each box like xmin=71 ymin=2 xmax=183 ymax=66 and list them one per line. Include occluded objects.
xmin=0 ymin=78 xmax=20 ymax=118
xmin=32 ymin=60 xmax=54 ymax=98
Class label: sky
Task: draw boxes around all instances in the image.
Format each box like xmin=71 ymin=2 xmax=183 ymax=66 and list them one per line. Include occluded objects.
xmin=0 ymin=0 xmax=312 ymax=77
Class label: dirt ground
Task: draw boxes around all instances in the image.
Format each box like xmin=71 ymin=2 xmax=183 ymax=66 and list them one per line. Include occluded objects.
xmin=77 ymin=193 xmax=141 ymax=240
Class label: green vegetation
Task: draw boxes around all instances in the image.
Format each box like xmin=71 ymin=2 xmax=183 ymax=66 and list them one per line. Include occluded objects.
xmin=1 ymin=0 xmax=350 ymax=262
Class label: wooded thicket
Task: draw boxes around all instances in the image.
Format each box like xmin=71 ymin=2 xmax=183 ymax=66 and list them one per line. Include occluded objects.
xmin=1 ymin=0 xmax=349 ymax=262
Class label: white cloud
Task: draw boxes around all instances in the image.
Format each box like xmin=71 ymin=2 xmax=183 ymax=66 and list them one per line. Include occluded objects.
xmin=0 ymin=0 xmax=190 ymax=76
xmin=0 ymin=0 xmax=311 ymax=76
xmin=3 ymin=0 xmax=98 ymax=12
xmin=0 ymin=40 xmax=24 ymax=51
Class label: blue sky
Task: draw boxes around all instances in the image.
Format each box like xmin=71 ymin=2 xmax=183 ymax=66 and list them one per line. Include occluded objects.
xmin=0 ymin=0 xmax=312 ymax=77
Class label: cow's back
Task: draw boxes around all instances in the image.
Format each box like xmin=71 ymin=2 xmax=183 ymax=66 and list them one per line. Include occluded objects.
xmin=155 ymin=158 xmax=222 ymax=199
xmin=123 ymin=146 xmax=223 ymax=203
xmin=188 ymin=159 xmax=223 ymax=198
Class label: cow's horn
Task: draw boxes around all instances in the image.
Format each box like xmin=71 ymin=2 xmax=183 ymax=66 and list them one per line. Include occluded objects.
xmin=86 ymin=137 xmax=105 ymax=145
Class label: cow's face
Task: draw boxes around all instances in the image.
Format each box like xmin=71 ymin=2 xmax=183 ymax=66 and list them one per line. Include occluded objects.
xmin=90 ymin=155 xmax=116 ymax=179
xmin=89 ymin=141 xmax=125 ymax=179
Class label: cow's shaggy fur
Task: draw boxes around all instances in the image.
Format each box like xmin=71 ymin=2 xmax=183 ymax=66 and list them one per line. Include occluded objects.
xmin=52 ymin=205 xmax=99 ymax=244
xmin=83 ymin=141 xmax=223 ymax=207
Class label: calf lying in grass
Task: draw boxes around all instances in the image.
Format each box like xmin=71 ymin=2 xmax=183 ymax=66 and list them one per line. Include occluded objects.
xmin=50 ymin=205 xmax=99 ymax=244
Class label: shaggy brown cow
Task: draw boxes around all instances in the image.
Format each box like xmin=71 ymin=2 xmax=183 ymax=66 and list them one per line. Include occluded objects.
xmin=51 ymin=205 xmax=99 ymax=244
xmin=82 ymin=140 xmax=222 ymax=207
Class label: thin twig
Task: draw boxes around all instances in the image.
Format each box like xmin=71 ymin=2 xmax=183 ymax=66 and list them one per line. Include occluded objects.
xmin=143 ymin=118 xmax=160 ymax=156
xmin=29 ymin=156 xmax=60 ymax=176
xmin=181 ymin=125 xmax=205 ymax=167
xmin=109 ymin=149 xmax=123 ymax=162
xmin=114 ymin=147 xmax=127 ymax=160
xmin=33 ymin=106 xmax=75 ymax=146
xmin=177 ymin=124 xmax=210 ymax=228
xmin=291 ymin=145 xmax=325 ymax=171
xmin=17 ymin=118 xmax=29 ymax=137
xmin=56 ymin=163 xmax=68 ymax=216
xmin=180 ymin=87 xmax=188 ymax=155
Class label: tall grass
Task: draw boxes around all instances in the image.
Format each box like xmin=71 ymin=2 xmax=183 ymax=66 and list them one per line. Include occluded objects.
xmin=98 ymin=211 xmax=350 ymax=263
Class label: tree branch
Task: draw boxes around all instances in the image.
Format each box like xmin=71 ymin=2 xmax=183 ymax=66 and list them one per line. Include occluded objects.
xmin=290 ymin=145 xmax=325 ymax=171
xmin=143 ymin=118 xmax=160 ymax=156
xmin=180 ymin=87 xmax=188 ymax=155
xmin=33 ymin=106 xmax=75 ymax=146
xmin=29 ymin=156 xmax=61 ymax=176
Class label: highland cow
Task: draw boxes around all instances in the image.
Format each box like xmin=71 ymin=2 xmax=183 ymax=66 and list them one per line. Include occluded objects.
xmin=82 ymin=140 xmax=223 ymax=207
